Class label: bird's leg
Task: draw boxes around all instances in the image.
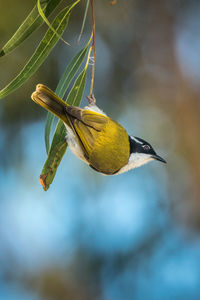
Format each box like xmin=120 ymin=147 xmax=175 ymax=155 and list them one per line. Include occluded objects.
xmin=86 ymin=95 xmax=96 ymax=106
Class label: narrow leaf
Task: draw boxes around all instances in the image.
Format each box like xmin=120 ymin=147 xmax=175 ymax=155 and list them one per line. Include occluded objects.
xmin=65 ymin=69 xmax=87 ymax=106
xmin=40 ymin=69 xmax=87 ymax=191
xmin=0 ymin=0 xmax=62 ymax=57
xmin=45 ymin=44 xmax=89 ymax=154
xmin=78 ymin=0 xmax=90 ymax=44
xmin=37 ymin=0 xmax=74 ymax=46
xmin=0 ymin=7 xmax=71 ymax=99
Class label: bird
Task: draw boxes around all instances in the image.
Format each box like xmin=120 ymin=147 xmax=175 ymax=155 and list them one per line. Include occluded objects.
xmin=31 ymin=84 xmax=166 ymax=175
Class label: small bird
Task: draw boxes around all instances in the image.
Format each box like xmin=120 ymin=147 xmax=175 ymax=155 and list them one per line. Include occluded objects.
xmin=31 ymin=84 xmax=166 ymax=175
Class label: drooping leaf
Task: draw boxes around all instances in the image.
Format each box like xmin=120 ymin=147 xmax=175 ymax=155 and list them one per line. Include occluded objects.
xmin=40 ymin=69 xmax=87 ymax=191
xmin=77 ymin=0 xmax=90 ymax=44
xmin=0 ymin=0 xmax=62 ymax=57
xmin=65 ymin=68 xmax=87 ymax=106
xmin=37 ymin=0 xmax=81 ymax=46
xmin=45 ymin=44 xmax=89 ymax=154
xmin=0 ymin=6 xmax=71 ymax=100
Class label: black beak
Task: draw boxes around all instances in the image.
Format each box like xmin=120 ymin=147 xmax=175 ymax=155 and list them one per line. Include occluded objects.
xmin=151 ymin=154 xmax=166 ymax=164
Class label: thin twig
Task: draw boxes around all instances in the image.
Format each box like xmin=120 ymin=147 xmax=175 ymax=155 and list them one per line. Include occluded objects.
xmin=89 ymin=0 xmax=96 ymax=97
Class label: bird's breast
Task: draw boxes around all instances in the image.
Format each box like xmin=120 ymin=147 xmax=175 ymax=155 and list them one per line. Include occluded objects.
xmin=89 ymin=119 xmax=130 ymax=174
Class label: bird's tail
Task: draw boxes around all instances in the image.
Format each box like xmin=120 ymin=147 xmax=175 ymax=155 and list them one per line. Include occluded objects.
xmin=31 ymin=84 xmax=70 ymax=126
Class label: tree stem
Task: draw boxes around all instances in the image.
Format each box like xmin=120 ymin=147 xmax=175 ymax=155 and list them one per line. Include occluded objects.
xmin=89 ymin=0 xmax=96 ymax=97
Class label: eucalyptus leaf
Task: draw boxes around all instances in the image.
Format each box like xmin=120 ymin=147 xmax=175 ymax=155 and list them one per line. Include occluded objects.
xmin=0 ymin=0 xmax=62 ymax=57
xmin=0 ymin=6 xmax=71 ymax=99
xmin=45 ymin=44 xmax=89 ymax=154
xmin=40 ymin=69 xmax=87 ymax=191
xmin=37 ymin=0 xmax=74 ymax=46
xmin=78 ymin=0 xmax=90 ymax=44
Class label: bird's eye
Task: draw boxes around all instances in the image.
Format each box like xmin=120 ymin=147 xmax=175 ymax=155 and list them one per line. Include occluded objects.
xmin=143 ymin=144 xmax=150 ymax=151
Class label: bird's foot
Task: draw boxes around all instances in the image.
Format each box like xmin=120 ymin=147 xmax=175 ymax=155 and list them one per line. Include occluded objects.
xmin=86 ymin=95 xmax=96 ymax=106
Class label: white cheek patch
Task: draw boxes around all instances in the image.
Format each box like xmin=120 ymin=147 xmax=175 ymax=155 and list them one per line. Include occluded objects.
xmin=116 ymin=153 xmax=153 ymax=175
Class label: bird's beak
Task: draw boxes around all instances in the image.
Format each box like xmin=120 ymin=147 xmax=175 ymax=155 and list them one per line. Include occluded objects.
xmin=151 ymin=154 xmax=166 ymax=164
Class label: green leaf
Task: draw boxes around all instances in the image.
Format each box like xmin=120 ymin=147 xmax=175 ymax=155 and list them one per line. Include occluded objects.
xmin=40 ymin=69 xmax=87 ymax=191
xmin=0 ymin=0 xmax=62 ymax=57
xmin=65 ymin=69 xmax=87 ymax=106
xmin=37 ymin=0 xmax=76 ymax=46
xmin=45 ymin=44 xmax=89 ymax=154
xmin=0 ymin=6 xmax=71 ymax=100
xmin=77 ymin=0 xmax=90 ymax=44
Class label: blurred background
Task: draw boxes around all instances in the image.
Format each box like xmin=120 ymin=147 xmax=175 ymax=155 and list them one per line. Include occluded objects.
xmin=1 ymin=0 xmax=200 ymax=299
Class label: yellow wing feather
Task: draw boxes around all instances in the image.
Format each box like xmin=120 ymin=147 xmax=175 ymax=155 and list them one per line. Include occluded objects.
xmin=69 ymin=110 xmax=108 ymax=158
xmin=81 ymin=110 xmax=109 ymax=131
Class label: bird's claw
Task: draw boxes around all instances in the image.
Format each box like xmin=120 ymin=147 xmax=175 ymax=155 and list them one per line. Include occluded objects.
xmin=86 ymin=95 xmax=96 ymax=106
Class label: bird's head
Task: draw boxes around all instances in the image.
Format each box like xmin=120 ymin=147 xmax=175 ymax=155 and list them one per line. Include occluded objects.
xmin=127 ymin=136 xmax=166 ymax=169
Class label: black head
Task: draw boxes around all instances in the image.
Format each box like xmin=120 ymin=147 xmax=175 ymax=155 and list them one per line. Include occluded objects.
xmin=129 ymin=136 xmax=166 ymax=163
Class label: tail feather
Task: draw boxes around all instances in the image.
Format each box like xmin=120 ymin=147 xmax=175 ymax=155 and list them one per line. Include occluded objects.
xmin=31 ymin=84 xmax=70 ymax=126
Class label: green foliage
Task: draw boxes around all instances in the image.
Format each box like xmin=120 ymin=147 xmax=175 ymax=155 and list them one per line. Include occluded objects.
xmin=0 ymin=0 xmax=62 ymax=57
xmin=37 ymin=0 xmax=77 ymax=46
xmin=0 ymin=7 xmax=71 ymax=99
xmin=0 ymin=0 xmax=92 ymax=190
xmin=78 ymin=0 xmax=90 ymax=43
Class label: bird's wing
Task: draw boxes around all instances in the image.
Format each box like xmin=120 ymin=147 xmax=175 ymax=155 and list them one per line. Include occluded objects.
xmin=66 ymin=106 xmax=108 ymax=130
xmin=65 ymin=106 xmax=109 ymax=158
xmin=65 ymin=105 xmax=130 ymax=174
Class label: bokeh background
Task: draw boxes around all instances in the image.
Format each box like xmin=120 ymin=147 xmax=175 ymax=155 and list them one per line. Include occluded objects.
xmin=1 ymin=0 xmax=200 ymax=299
